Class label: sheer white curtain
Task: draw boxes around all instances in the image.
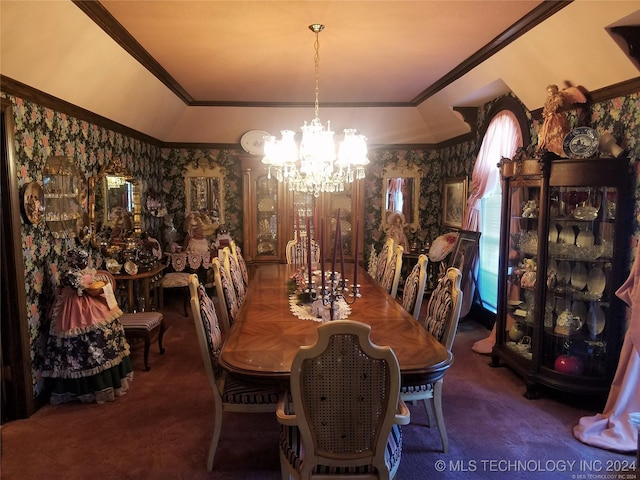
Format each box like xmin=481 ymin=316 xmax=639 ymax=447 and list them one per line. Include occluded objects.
xmin=461 ymin=110 xmax=522 ymax=321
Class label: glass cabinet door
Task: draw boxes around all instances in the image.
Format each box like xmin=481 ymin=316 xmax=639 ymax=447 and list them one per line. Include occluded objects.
xmin=255 ymin=174 xmax=279 ymax=258
xmin=504 ymin=181 xmax=541 ymax=363
xmin=543 ymin=185 xmax=616 ymax=378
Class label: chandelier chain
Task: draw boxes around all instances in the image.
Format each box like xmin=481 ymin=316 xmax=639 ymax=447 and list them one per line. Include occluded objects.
xmin=314 ymin=28 xmax=320 ymax=119
xmin=261 ymin=23 xmax=369 ymax=196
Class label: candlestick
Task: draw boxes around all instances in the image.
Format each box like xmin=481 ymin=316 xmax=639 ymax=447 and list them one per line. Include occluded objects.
xmin=338 ymin=212 xmax=346 ymax=288
xmin=353 ymin=220 xmax=359 ymax=289
xmin=331 ymin=210 xmax=339 ymax=274
xmin=320 ymin=219 xmax=325 ymax=293
xmin=306 ymin=216 xmax=312 ymax=287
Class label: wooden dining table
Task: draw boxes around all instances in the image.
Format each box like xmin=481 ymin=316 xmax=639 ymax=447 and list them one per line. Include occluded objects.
xmin=219 ymin=263 xmax=452 ymax=386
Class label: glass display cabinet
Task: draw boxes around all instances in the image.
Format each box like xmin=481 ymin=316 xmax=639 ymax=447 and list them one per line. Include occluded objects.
xmin=492 ymin=155 xmax=632 ymax=399
xmin=241 ymin=156 xmax=286 ymax=263
xmin=43 ymin=155 xmax=88 ymax=240
xmin=240 ymin=155 xmax=363 ymax=264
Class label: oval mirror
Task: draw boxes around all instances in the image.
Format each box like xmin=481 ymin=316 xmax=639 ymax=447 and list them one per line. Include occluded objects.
xmin=89 ymin=157 xmax=141 ymax=248
xmin=42 ymin=155 xmax=89 ymax=241
xmin=382 ymin=163 xmax=420 ymax=232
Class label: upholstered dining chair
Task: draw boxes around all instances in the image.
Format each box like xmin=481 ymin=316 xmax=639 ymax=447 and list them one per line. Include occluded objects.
xmin=221 ymin=246 xmax=246 ymax=307
xmin=93 ymin=270 xmax=165 ymax=371
xmin=211 ymin=257 xmax=239 ymax=333
xmin=400 ymin=254 xmax=429 ymax=320
xmin=276 ymin=320 xmax=410 ymax=480
xmin=380 ymin=244 xmax=404 ymax=299
xmin=375 ymin=238 xmax=395 ymax=285
xmin=229 ymin=240 xmax=250 ymax=287
xmin=188 ymin=274 xmax=280 ymax=471
xmin=400 ymin=267 xmax=463 ymax=453
xmin=285 ymin=237 xmax=321 ymax=267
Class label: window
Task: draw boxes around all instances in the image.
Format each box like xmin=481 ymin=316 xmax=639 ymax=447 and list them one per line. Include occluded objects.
xmin=474 ymin=107 xmax=525 ymax=313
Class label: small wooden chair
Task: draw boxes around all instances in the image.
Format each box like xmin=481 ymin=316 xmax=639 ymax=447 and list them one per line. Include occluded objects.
xmin=118 ymin=312 xmax=166 ymax=371
xmin=93 ymin=270 xmax=165 ymax=371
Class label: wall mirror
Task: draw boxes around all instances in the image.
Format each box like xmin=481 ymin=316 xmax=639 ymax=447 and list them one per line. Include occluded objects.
xmin=382 ymin=163 xmax=421 ymax=232
xmin=89 ymin=157 xmax=141 ymax=247
xmin=184 ymin=162 xmax=225 ymax=225
xmin=42 ymin=155 xmax=88 ymax=241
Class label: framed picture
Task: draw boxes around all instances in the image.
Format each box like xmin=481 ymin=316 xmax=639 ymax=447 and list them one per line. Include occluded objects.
xmin=442 ymin=177 xmax=467 ymax=229
xmin=449 ymin=230 xmax=481 ymax=286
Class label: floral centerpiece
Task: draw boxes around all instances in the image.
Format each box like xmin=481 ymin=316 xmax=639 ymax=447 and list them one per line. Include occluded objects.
xmin=287 ymin=267 xmax=313 ymax=303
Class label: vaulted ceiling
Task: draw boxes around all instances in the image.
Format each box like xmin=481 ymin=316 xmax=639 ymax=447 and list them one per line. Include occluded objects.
xmin=1 ymin=1 xmax=639 ymax=147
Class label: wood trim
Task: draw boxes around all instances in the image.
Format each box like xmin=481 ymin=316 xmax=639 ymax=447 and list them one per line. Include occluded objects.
xmin=411 ymin=1 xmax=573 ymax=104
xmin=0 ymin=75 xmax=161 ymax=146
xmin=73 ymin=1 xmax=572 ymax=109
xmin=2 ymin=73 xmax=637 ymax=151
xmin=1 ymin=98 xmax=35 ymax=420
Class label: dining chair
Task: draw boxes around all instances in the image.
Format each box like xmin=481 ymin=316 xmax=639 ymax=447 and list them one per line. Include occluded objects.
xmin=400 ymin=266 xmax=463 ymax=453
xmin=93 ymin=270 xmax=166 ymax=371
xmin=188 ymin=274 xmax=280 ymax=471
xmin=221 ymin=246 xmax=246 ymax=307
xmin=286 ymin=237 xmax=321 ymax=267
xmin=211 ymin=257 xmax=239 ymax=333
xmin=276 ymin=320 xmax=410 ymax=480
xmin=380 ymin=243 xmax=404 ymax=299
xmin=229 ymin=239 xmax=250 ymax=287
xmin=375 ymin=238 xmax=395 ymax=285
xmin=400 ymin=253 xmax=429 ymax=320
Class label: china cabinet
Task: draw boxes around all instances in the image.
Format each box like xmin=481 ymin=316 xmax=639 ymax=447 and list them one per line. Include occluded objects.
xmin=240 ymin=155 xmax=363 ymax=264
xmin=491 ymin=155 xmax=632 ymax=398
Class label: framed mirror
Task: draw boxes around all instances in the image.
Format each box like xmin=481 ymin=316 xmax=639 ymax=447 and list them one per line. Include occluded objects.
xmin=89 ymin=157 xmax=141 ymax=248
xmin=382 ymin=163 xmax=421 ymax=232
xmin=184 ymin=163 xmax=225 ymax=225
xmin=42 ymin=155 xmax=88 ymax=241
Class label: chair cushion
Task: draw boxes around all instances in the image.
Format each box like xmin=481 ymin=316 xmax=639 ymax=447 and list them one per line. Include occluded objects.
xmin=196 ymin=284 xmax=223 ymax=363
xmin=425 ymin=277 xmax=453 ymax=343
xmin=279 ymin=423 xmax=403 ymax=475
xmin=218 ymin=263 xmax=239 ymax=323
xmin=162 ymin=272 xmax=191 ymax=288
xmin=119 ymin=312 xmax=163 ymax=330
xmin=222 ymin=375 xmax=280 ymax=404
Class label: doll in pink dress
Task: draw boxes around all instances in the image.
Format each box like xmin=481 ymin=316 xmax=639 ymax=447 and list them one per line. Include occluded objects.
xmin=573 ymin=242 xmax=640 ymax=452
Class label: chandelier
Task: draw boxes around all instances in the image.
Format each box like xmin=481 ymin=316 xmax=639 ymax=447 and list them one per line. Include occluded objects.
xmin=262 ymin=24 xmax=369 ymax=197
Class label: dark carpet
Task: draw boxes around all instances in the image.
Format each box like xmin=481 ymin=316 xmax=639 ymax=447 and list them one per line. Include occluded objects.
xmin=1 ymin=291 xmax=636 ymax=480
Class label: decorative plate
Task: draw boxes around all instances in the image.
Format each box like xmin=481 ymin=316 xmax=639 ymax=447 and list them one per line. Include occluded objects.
xmin=570 ymin=263 xmax=587 ymax=291
xmin=257 ymin=197 xmax=276 ymax=212
xmin=257 ymin=241 xmax=275 ymax=255
xmin=562 ymin=127 xmax=599 ymax=158
xmin=22 ymin=181 xmax=45 ymax=225
xmin=105 ymin=258 xmax=122 ymax=274
xmin=587 ymin=267 xmax=606 ymax=295
xmin=124 ymin=260 xmax=138 ymax=275
xmin=587 ymin=303 xmax=606 ymax=336
xmin=240 ymin=130 xmax=270 ymax=156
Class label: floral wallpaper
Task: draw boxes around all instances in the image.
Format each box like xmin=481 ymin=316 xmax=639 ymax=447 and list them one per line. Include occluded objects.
xmin=2 ymin=87 xmax=639 ymax=401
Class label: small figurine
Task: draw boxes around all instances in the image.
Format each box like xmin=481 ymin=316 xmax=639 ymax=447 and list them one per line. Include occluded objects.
xmin=522 ymin=200 xmax=538 ymax=218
